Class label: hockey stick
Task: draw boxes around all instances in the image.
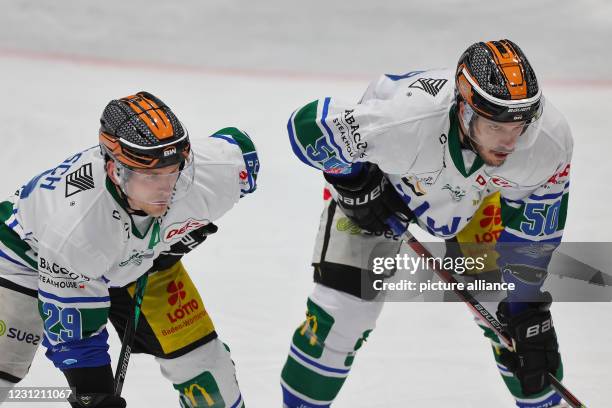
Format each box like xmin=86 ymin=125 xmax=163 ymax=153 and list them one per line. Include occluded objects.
xmin=389 ymin=222 xmax=588 ymax=408
xmin=113 ymin=272 xmax=149 ymax=397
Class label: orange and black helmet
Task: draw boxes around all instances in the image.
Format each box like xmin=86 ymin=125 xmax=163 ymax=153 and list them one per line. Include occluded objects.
xmin=455 ymin=39 xmax=542 ymax=123
xmin=99 ymin=91 xmax=191 ymax=169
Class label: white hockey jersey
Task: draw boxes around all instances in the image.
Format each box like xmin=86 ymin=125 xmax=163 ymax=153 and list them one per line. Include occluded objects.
xmin=288 ymin=68 xmax=572 ymax=247
xmin=0 ymin=127 xmax=258 ymax=368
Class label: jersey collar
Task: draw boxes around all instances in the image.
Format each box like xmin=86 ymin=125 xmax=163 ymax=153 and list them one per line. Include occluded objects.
xmin=448 ymin=106 xmax=484 ymax=178
xmin=105 ymin=177 xmax=155 ymax=239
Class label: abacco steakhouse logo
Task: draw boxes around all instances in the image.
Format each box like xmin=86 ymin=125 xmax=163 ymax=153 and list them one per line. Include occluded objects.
xmin=163 ymin=218 xmax=208 ymax=243
xmin=38 ymin=257 xmax=90 ymax=289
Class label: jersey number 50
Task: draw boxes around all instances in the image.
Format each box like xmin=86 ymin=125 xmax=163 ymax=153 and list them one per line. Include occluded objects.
xmin=520 ymin=201 xmax=562 ymax=236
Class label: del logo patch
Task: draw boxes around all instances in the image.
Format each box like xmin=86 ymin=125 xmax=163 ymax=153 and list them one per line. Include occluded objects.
xmin=163 ymin=218 xmax=208 ymax=243
xmin=490 ymin=176 xmax=517 ymax=188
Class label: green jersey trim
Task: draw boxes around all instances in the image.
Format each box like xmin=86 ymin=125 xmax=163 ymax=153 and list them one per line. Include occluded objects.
xmin=104 ymin=177 xmax=154 ymax=240
xmin=448 ymin=107 xmax=484 ymax=178
xmin=0 ymin=200 xmax=37 ymax=269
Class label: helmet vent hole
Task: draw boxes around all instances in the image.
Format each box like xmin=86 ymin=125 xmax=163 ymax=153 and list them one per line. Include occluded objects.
xmin=489 ymin=71 xmax=498 ymax=85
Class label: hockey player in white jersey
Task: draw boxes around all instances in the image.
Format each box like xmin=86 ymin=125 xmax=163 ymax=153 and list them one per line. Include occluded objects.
xmin=0 ymin=92 xmax=259 ymax=407
xmin=281 ymin=40 xmax=572 ymax=407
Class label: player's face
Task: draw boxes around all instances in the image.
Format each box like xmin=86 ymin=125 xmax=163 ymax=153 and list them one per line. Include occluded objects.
xmin=126 ymin=164 xmax=181 ymax=216
xmin=107 ymin=160 xmax=181 ymax=217
xmin=471 ymin=116 xmax=525 ymax=167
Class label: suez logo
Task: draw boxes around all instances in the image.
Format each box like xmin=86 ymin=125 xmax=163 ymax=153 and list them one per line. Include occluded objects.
xmin=0 ymin=319 xmax=41 ymax=345
xmin=162 ymin=218 xmax=209 ymax=243
xmin=166 ymin=280 xmax=200 ymax=324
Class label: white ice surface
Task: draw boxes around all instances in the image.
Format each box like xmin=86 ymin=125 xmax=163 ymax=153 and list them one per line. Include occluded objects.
xmin=0 ymin=1 xmax=611 ymax=407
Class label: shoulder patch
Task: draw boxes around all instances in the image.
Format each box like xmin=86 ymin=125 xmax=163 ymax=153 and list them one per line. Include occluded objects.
xmin=65 ymin=163 xmax=95 ymax=197
xmin=408 ymin=78 xmax=448 ymax=97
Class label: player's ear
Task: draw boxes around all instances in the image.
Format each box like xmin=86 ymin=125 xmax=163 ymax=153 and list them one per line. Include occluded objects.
xmin=457 ymin=100 xmax=466 ymax=132
xmin=106 ymin=160 xmax=119 ymax=184
xmin=457 ymin=99 xmax=465 ymax=117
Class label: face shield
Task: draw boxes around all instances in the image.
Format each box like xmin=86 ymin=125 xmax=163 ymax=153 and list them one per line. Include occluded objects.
xmin=115 ymin=149 xmax=195 ymax=205
xmin=457 ymin=67 xmax=545 ymax=153
xmin=460 ymin=100 xmax=544 ymax=153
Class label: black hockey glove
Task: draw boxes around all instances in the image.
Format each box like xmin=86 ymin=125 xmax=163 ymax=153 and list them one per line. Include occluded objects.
xmin=151 ymin=222 xmax=219 ymax=271
xmin=64 ymin=365 xmax=126 ymax=407
xmin=325 ymin=163 xmax=413 ymax=233
xmin=496 ymin=292 xmax=560 ymax=396
xmin=71 ymin=394 xmax=126 ymax=408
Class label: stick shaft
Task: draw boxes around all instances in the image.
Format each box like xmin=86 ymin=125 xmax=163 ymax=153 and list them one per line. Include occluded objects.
xmin=113 ymin=273 xmax=148 ymax=396
xmin=400 ymin=230 xmax=588 ymax=408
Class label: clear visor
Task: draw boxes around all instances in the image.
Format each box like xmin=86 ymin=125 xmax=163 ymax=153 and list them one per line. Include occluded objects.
xmin=461 ymin=99 xmax=544 ymax=153
xmin=116 ymin=150 xmax=195 ymax=205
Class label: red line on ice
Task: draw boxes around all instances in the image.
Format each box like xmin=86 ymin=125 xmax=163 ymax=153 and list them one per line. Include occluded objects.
xmin=1 ymin=47 xmax=611 ymax=88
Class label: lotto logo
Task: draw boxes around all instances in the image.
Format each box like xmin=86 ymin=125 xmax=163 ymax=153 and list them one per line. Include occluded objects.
xmin=167 ymin=280 xmax=186 ymax=306
xmin=479 ymin=205 xmax=502 ymax=229
xmin=166 ymin=280 xmax=200 ymax=323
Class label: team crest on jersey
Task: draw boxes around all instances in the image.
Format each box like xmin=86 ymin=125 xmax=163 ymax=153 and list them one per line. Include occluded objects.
xmin=400 ymin=167 xmax=444 ymax=197
xmin=408 ymin=78 xmax=448 ymax=97
xmin=401 ymin=175 xmax=427 ymax=196
xmin=119 ymin=249 xmax=155 ymax=267
xmin=442 ymin=183 xmax=466 ymax=202
xmin=163 ymin=218 xmax=208 ymax=243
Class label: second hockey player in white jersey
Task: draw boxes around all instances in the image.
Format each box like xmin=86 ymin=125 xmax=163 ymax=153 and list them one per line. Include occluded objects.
xmin=0 ymin=92 xmax=259 ymax=407
xmin=281 ymin=40 xmax=572 ymax=407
